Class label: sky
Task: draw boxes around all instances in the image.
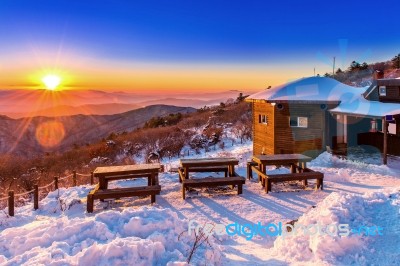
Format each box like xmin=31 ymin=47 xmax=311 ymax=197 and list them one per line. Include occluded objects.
xmin=1 ymin=0 xmax=400 ymax=92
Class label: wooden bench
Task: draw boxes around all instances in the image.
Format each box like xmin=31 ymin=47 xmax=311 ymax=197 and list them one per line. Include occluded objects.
xmin=247 ymin=161 xmax=257 ymax=179
xmin=99 ymin=173 xmax=159 ymax=189
xmin=262 ymin=169 xmax=323 ymax=193
xmin=182 ymin=176 xmax=245 ymax=199
xmin=178 ymin=166 xmax=229 ymax=182
xmin=87 ymin=185 xmax=161 ymax=213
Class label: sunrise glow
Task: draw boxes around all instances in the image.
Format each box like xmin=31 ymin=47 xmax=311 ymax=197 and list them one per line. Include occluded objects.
xmin=42 ymin=75 xmax=61 ymax=90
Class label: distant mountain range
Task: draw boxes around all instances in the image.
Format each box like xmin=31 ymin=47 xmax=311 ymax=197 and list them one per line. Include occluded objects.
xmin=0 ymin=105 xmax=196 ymax=156
xmin=0 ymin=89 xmax=249 ymax=118
xmin=2 ymin=103 xmax=142 ymax=119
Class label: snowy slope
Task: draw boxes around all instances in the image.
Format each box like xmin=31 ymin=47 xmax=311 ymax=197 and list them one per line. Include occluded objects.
xmin=1 ymin=141 xmax=400 ymax=265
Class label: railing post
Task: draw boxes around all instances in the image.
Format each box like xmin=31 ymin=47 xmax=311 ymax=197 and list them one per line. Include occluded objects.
xmin=90 ymin=172 xmax=94 ymax=185
xmin=34 ymin=185 xmax=39 ymax=210
xmin=54 ymin=176 xmax=58 ymax=190
xmin=383 ymin=118 xmax=388 ymax=165
xmin=73 ymin=171 xmax=77 ymax=186
xmin=8 ymin=190 xmax=14 ymax=216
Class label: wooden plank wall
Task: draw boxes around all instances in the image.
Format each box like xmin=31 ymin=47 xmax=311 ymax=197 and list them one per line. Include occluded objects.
xmin=252 ymin=102 xmax=340 ymax=156
xmin=253 ymin=102 xmax=275 ymax=155
xmin=274 ymin=103 xmax=326 ymax=154
xmin=378 ymin=86 xmax=400 ymax=103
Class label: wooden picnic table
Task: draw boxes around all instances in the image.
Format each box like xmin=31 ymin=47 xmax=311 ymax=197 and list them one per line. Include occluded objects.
xmin=93 ymin=163 xmax=161 ymax=189
xmin=178 ymin=157 xmax=245 ymax=199
xmin=179 ymin=158 xmax=239 ymax=180
xmin=248 ymin=154 xmax=323 ymax=193
xmin=252 ymin=154 xmax=312 ymax=174
xmin=88 ymin=163 xmax=162 ymax=212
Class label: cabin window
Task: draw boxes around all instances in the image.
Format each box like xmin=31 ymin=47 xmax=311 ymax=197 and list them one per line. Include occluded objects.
xmin=289 ymin=116 xmax=308 ymax=128
xmin=379 ymin=86 xmax=387 ymax=96
xmin=259 ymin=114 xmax=268 ymax=124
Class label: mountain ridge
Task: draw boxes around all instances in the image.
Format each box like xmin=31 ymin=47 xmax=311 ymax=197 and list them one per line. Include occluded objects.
xmin=0 ymin=104 xmax=196 ymax=156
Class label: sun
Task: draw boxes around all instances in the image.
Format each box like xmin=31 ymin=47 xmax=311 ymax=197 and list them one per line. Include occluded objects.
xmin=42 ymin=74 xmax=61 ymax=90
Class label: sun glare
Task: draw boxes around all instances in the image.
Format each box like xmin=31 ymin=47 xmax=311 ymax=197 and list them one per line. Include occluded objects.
xmin=42 ymin=74 xmax=61 ymax=90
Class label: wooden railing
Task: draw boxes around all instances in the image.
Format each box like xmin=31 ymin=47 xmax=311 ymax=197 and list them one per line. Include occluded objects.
xmin=358 ymin=132 xmax=400 ymax=156
xmin=0 ymin=171 xmax=94 ymax=217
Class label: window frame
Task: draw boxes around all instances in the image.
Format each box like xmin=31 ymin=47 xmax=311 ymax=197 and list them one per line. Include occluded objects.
xmin=289 ymin=116 xmax=308 ymax=128
xmin=258 ymin=114 xmax=268 ymax=125
xmin=379 ymin=86 xmax=387 ymax=96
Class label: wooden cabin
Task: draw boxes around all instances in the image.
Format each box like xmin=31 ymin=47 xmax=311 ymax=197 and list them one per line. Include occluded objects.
xmin=246 ymin=75 xmax=400 ymax=164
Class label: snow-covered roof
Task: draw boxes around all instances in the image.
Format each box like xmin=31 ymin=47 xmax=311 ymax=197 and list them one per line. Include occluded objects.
xmin=247 ymin=76 xmax=366 ymax=103
xmin=330 ymin=96 xmax=400 ymax=118
xmin=248 ymin=76 xmax=400 ymax=117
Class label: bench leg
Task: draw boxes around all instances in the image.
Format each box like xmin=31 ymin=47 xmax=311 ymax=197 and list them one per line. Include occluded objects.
xmin=151 ymin=194 xmax=156 ymax=203
xmin=290 ymin=164 xmax=296 ymax=173
xmin=238 ymin=184 xmax=243 ymax=194
xmin=228 ymin=165 xmax=233 ymax=177
xmin=99 ymin=178 xmax=105 ymax=189
xmin=316 ymin=178 xmax=323 ymax=190
xmin=184 ymin=167 xmax=189 ymax=180
xmin=261 ymin=175 xmax=265 ymax=187
xmin=265 ymin=179 xmax=271 ymax=193
xmin=247 ymin=163 xmax=253 ymax=179
xmin=182 ymin=185 xmax=186 ymax=199
xmin=303 ymin=179 xmax=308 ymax=187
xmin=87 ymin=194 xmax=94 ymax=213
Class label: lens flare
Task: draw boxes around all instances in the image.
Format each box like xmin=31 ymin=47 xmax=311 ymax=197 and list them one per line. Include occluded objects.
xmin=35 ymin=121 xmax=65 ymax=148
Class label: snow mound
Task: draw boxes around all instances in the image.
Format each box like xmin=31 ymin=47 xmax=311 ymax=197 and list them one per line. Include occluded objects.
xmin=310 ymin=151 xmax=395 ymax=176
xmin=271 ymin=190 xmax=400 ymax=265
xmin=0 ymin=186 xmax=223 ymax=265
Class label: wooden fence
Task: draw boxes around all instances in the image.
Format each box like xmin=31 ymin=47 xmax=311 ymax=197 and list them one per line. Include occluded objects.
xmin=358 ymin=132 xmax=400 ymax=156
xmin=0 ymin=171 xmax=94 ymax=217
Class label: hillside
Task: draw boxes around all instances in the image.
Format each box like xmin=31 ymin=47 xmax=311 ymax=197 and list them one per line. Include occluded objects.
xmin=0 ymin=101 xmax=251 ymax=193
xmin=0 ymin=105 xmax=196 ymax=156
xmin=325 ymin=58 xmax=400 ymax=87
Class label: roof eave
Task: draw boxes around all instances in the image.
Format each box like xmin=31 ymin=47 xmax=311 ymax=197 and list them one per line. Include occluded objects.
xmin=328 ymin=110 xmax=384 ymax=119
xmin=245 ymin=99 xmax=341 ymax=104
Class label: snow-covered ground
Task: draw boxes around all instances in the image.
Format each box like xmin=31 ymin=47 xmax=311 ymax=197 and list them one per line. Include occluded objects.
xmin=1 ymin=141 xmax=400 ymax=265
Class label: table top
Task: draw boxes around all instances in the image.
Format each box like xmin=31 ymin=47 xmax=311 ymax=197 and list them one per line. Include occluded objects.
xmin=253 ymin=154 xmax=312 ymax=164
xmin=93 ymin=163 xmax=161 ymax=176
xmin=180 ymin=157 xmax=239 ymax=167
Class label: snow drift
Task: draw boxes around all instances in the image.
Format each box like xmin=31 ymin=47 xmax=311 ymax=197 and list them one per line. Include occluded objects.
xmin=0 ymin=187 xmax=222 ymax=265
xmin=271 ymin=190 xmax=400 ymax=265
